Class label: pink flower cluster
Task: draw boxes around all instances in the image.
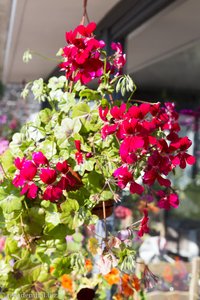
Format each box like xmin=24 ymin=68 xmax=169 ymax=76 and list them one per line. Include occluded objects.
xmin=60 ymin=22 xmax=126 ymax=84
xmin=114 ymin=205 xmax=132 ymax=219
xmin=99 ymin=102 xmax=195 ymax=215
xmin=0 ymin=139 xmax=9 ymax=155
xmin=12 ymin=151 xmax=82 ymax=202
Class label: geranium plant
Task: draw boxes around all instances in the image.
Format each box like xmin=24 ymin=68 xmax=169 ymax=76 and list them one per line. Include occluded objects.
xmin=0 ymin=7 xmax=195 ymax=299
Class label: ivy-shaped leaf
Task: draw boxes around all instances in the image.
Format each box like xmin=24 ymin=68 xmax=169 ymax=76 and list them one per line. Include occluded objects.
xmin=58 ymin=92 xmax=76 ymax=112
xmin=60 ymin=199 xmax=84 ymax=229
xmin=55 ymin=118 xmax=81 ymax=139
xmin=45 ymin=212 xmax=61 ymax=226
xmin=72 ymin=102 xmax=90 ymax=118
xmin=0 ymin=182 xmax=23 ymax=214
xmin=79 ymin=89 xmax=101 ymax=101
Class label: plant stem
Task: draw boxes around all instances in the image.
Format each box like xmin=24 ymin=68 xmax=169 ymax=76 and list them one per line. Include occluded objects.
xmin=128 ymin=98 xmax=159 ymax=105
xmin=102 ymin=201 xmax=108 ymax=240
xmin=109 ymin=94 xmax=114 ymax=105
xmin=31 ymin=51 xmax=60 ymax=62
xmin=0 ymin=160 xmax=9 ymax=179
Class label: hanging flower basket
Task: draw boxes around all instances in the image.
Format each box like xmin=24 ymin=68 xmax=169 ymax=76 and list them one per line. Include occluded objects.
xmin=92 ymin=199 xmax=114 ymax=219
xmin=0 ymin=3 xmax=196 ymax=298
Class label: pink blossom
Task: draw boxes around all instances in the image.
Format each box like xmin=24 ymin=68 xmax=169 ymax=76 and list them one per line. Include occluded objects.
xmin=14 ymin=157 xmax=25 ymax=170
xmin=20 ymin=160 xmax=37 ymax=181
xmin=113 ymin=166 xmax=132 ymax=189
xmin=0 ymin=139 xmax=9 ymax=155
xmin=0 ymin=114 xmax=7 ymax=124
xmin=61 ymin=22 xmax=105 ymax=84
xmin=143 ymin=169 xmax=171 ymax=187
xmin=32 ymin=151 xmax=48 ymax=166
xmin=114 ymin=206 xmax=132 ymax=219
xmin=111 ymin=42 xmax=126 ymax=71
xmin=9 ymin=119 xmax=18 ymax=130
xmin=119 ymin=136 xmax=143 ymax=164
xmin=74 ymin=140 xmax=83 ymax=164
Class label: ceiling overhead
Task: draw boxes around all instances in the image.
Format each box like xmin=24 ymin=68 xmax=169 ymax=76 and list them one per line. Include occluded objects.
xmin=127 ymin=0 xmax=200 ymax=93
xmin=2 ymin=0 xmax=200 ymax=96
xmin=0 ymin=0 xmax=11 ymax=78
xmin=1 ymin=0 xmax=120 ymax=84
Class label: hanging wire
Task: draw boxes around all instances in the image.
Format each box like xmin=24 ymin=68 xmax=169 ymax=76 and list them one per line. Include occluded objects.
xmin=81 ymin=0 xmax=90 ymax=24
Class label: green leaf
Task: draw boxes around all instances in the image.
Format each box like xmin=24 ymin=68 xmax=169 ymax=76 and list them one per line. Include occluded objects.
xmin=5 ymin=237 xmax=19 ymax=256
xmin=31 ymin=78 xmax=46 ymax=102
xmin=73 ymin=80 xmax=85 ymax=92
xmin=23 ymin=49 xmax=32 ymax=63
xmin=70 ymin=252 xmax=85 ymax=273
xmin=58 ymin=92 xmax=76 ymax=112
xmin=41 ymin=200 xmax=57 ymax=210
xmin=60 ymin=199 xmax=83 ymax=229
xmin=45 ymin=212 xmax=61 ymax=226
xmin=53 ymin=256 xmax=71 ymax=277
xmin=118 ymin=248 xmax=136 ymax=274
xmin=25 ymin=124 xmax=46 ymax=142
xmin=26 ymin=207 xmax=45 ymax=235
xmin=100 ymin=190 xmax=113 ymax=201
xmin=55 ymin=118 xmax=81 ymax=139
xmin=0 ymin=207 xmax=5 ymax=229
xmin=47 ymin=76 xmax=67 ymax=91
xmin=43 ymin=224 xmax=73 ymax=239
xmin=61 ymin=199 xmax=79 ymax=212
xmin=0 ymin=182 xmax=23 ymax=213
xmin=38 ymin=139 xmax=57 ymax=158
xmin=80 ymin=112 xmax=101 ymax=133
xmin=38 ymin=108 xmax=52 ymax=125
xmin=72 ymin=102 xmax=90 ymax=118
xmin=79 ymin=89 xmax=101 ymax=101
xmin=21 ymin=82 xmax=31 ymax=99
xmin=68 ymin=187 xmax=90 ymax=206
xmin=13 ymin=256 xmax=49 ymax=286
xmin=88 ymin=171 xmax=104 ymax=189
xmin=74 ymin=159 xmax=95 ymax=175
xmin=0 ymin=149 xmax=13 ymax=175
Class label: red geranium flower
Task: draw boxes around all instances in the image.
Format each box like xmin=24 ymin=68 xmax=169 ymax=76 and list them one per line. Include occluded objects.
xmin=40 ymin=168 xmax=57 ymax=184
xmin=43 ymin=185 xmax=63 ymax=202
xmin=119 ymin=136 xmax=143 ymax=164
xmin=138 ymin=209 xmax=149 ymax=237
xmin=56 ymin=161 xmax=69 ymax=174
xmin=110 ymin=103 xmax=126 ymax=119
xmin=113 ymin=166 xmax=132 ymax=189
xmin=99 ymin=106 xmax=109 ymax=121
xmin=20 ymin=160 xmax=37 ymax=181
xmin=20 ymin=183 xmax=38 ymax=199
xmin=157 ymin=191 xmax=179 ymax=210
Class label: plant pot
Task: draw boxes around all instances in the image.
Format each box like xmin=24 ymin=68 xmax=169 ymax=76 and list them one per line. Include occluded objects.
xmin=92 ymin=199 xmax=114 ymax=219
xmin=77 ymin=288 xmax=95 ymax=300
